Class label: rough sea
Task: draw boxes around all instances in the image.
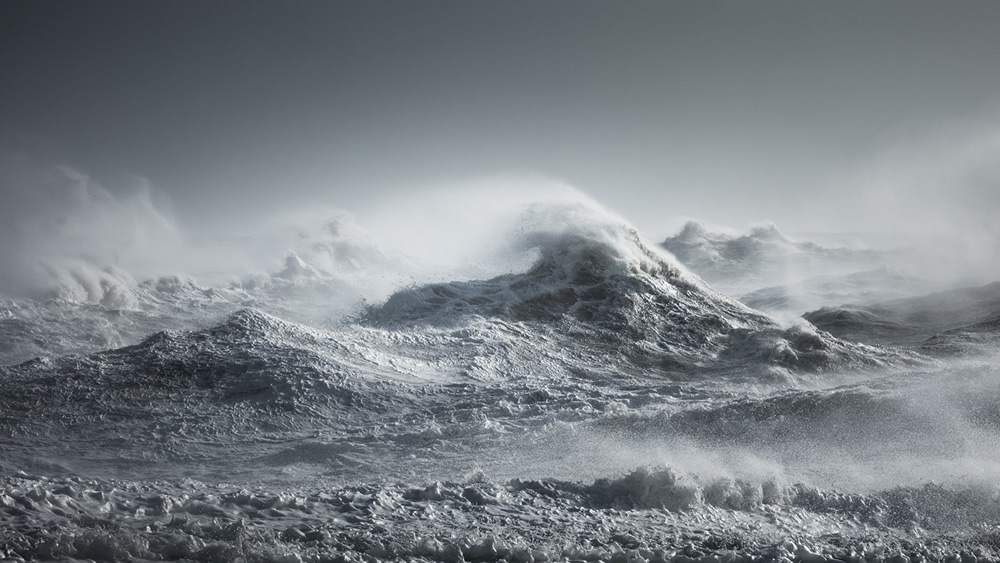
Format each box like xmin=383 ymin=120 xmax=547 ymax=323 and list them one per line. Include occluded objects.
xmin=4 ymin=202 xmax=1000 ymax=563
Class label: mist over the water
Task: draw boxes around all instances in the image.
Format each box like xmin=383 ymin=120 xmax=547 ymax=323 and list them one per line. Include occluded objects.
xmin=0 ymin=156 xmax=645 ymax=310
xmin=0 ymin=153 xmax=180 ymax=302
xmin=834 ymin=120 xmax=1000 ymax=286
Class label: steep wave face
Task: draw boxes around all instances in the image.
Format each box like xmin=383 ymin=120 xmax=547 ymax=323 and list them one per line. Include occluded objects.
xmin=3 ymin=196 xmax=1000 ymax=563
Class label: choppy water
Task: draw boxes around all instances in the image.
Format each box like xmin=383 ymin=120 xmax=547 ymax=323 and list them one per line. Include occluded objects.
xmin=3 ymin=204 xmax=1000 ymax=562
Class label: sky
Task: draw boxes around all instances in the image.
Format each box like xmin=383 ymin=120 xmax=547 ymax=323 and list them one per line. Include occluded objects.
xmin=3 ymin=0 xmax=1000 ymax=243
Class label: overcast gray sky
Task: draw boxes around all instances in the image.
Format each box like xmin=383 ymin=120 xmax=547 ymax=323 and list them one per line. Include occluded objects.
xmin=3 ymin=0 xmax=1000 ymax=240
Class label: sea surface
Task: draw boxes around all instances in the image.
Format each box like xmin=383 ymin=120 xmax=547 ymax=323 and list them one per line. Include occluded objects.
xmin=3 ymin=204 xmax=1000 ymax=563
